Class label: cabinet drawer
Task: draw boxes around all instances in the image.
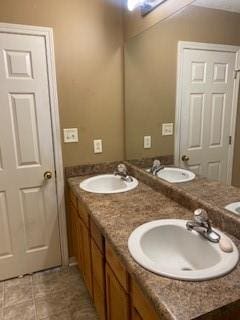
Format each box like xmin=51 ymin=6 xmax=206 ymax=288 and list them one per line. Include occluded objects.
xmin=78 ymin=200 xmax=90 ymax=228
xmin=91 ymin=239 xmax=105 ymax=290
xmin=106 ymin=241 xmax=129 ymax=292
xmin=90 ymin=219 xmax=105 ymax=253
xmin=132 ymin=280 xmax=159 ymax=320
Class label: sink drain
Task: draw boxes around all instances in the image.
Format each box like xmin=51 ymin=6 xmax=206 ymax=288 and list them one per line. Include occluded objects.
xmin=181 ymin=267 xmax=192 ymax=271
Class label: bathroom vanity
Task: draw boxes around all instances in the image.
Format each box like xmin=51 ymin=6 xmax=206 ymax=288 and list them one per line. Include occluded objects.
xmin=66 ymin=162 xmax=240 ymax=320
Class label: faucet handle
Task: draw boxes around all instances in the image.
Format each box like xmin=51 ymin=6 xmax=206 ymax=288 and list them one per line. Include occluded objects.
xmin=117 ymin=164 xmax=127 ymax=174
xmin=194 ymin=208 xmax=209 ymax=225
xmin=152 ymin=159 xmax=161 ymax=168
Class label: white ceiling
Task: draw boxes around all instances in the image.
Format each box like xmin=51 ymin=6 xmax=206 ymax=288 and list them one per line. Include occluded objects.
xmin=193 ymin=0 xmax=240 ymax=14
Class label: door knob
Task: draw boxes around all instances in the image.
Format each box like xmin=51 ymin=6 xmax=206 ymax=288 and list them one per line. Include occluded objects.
xmin=181 ymin=155 xmax=190 ymax=162
xmin=44 ymin=171 xmax=53 ymax=180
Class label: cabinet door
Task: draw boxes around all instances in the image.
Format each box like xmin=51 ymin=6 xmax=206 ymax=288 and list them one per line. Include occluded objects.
xmin=70 ymin=205 xmax=79 ymax=260
xmin=82 ymin=220 xmax=93 ymax=296
xmin=75 ymin=214 xmax=84 ymax=271
xmin=94 ymin=280 xmax=106 ymax=320
xmin=131 ymin=308 xmax=143 ymax=320
xmin=131 ymin=280 xmax=160 ymax=320
xmin=75 ymin=214 xmax=93 ymax=297
xmin=106 ymin=242 xmax=129 ymax=292
xmin=91 ymin=239 xmax=105 ymax=289
xmin=106 ymin=264 xmax=130 ymax=320
xmin=91 ymin=239 xmax=106 ymax=320
xmin=66 ymin=188 xmax=74 ymax=257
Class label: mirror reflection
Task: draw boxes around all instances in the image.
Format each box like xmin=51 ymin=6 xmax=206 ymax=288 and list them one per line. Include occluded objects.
xmin=124 ymin=0 xmax=240 ymax=187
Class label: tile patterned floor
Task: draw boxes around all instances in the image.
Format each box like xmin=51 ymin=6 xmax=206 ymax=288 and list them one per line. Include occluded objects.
xmin=0 ymin=266 xmax=99 ymax=320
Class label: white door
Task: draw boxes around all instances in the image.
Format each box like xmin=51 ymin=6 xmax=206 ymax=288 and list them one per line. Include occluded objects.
xmin=178 ymin=46 xmax=237 ymax=183
xmin=0 ymin=31 xmax=61 ymax=280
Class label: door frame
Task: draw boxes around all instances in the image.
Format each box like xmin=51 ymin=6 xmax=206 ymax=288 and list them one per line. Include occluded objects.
xmin=0 ymin=23 xmax=69 ymax=266
xmin=175 ymin=41 xmax=240 ymax=185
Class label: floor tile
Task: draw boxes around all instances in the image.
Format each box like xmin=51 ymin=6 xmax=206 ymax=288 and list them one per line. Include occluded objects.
xmin=71 ymin=303 xmax=99 ymax=320
xmin=3 ymin=301 xmax=36 ymax=320
xmin=38 ymin=311 xmax=71 ymax=320
xmin=35 ymin=289 xmax=80 ymax=319
xmin=32 ymin=268 xmax=62 ymax=284
xmin=36 ymin=286 xmax=93 ymax=320
xmin=2 ymin=267 xmax=98 ymax=320
xmin=0 ymin=282 xmax=3 ymax=301
xmin=4 ymin=276 xmax=32 ymax=289
xmin=32 ymin=268 xmax=62 ymax=299
xmin=32 ymin=282 xmax=53 ymax=300
xmin=32 ymin=267 xmax=86 ymax=299
xmin=4 ymin=284 xmax=33 ymax=308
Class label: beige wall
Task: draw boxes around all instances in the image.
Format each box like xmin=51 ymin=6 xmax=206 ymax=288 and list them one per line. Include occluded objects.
xmin=125 ymin=5 xmax=240 ymax=173
xmin=0 ymin=0 xmax=124 ymax=167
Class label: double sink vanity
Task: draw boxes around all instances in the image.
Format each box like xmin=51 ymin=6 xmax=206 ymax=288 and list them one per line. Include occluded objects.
xmin=66 ymin=161 xmax=240 ymax=320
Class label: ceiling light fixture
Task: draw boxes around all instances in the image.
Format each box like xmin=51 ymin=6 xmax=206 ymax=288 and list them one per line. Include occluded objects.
xmin=127 ymin=0 xmax=144 ymax=11
xmin=127 ymin=0 xmax=167 ymax=16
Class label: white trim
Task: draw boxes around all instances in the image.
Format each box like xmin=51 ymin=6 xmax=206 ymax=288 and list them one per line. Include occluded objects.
xmin=228 ymin=56 xmax=240 ymax=184
xmin=175 ymin=41 xmax=240 ymax=185
xmin=0 ymin=23 xmax=69 ymax=265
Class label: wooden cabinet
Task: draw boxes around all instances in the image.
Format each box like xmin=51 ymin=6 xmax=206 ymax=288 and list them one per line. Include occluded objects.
xmin=105 ymin=241 xmax=130 ymax=320
xmin=68 ymin=193 xmax=93 ymax=297
xmin=131 ymin=308 xmax=143 ymax=320
xmin=67 ymin=189 xmax=78 ymax=257
xmin=91 ymin=239 xmax=106 ymax=320
xmin=91 ymin=219 xmax=105 ymax=253
xmin=106 ymin=242 xmax=129 ymax=292
xmin=106 ymin=264 xmax=130 ymax=320
xmin=67 ymin=191 xmax=160 ymax=320
xmin=67 ymin=186 xmax=238 ymax=320
xmin=78 ymin=199 xmax=90 ymax=228
xmin=70 ymin=203 xmax=78 ymax=260
xmin=75 ymin=213 xmax=84 ymax=271
xmin=131 ymin=280 xmax=159 ymax=320
xmin=80 ymin=220 xmax=93 ymax=295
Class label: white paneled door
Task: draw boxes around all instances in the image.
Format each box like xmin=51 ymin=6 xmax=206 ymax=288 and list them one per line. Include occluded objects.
xmin=0 ymin=31 xmax=61 ymax=280
xmin=178 ymin=44 xmax=238 ymax=183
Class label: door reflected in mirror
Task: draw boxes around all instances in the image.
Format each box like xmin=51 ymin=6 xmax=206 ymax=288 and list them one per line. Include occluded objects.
xmin=124 ymin=0 xmax=240 ymax=187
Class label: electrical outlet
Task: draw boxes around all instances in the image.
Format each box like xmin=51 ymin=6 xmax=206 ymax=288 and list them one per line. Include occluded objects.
xmin=162 ymin=123 xmax=174 ymax=136
xmin=63 ymin=128 xmax=79 ymax=143
xmin=144 ymin=136 xmax=151 ymax=149
xmin=93 ymin=139 xmax=103 ymax=154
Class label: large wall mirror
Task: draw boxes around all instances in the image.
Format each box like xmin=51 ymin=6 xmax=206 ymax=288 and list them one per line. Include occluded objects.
xmin=124 ymin=0 xmax=240 ymax=187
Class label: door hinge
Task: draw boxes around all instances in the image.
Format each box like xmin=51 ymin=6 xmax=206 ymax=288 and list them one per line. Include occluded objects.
xmin=229 ymin=136 xmax=232 ymax=145
xmin=233 ymin=70 xmax=238 ymax=79
xmin=55 ymin=170 xmax=57 ymax=178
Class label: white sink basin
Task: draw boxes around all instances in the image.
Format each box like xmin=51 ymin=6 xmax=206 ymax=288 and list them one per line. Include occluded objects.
xmin=157 ymin=167 xmax=195 ymax=183
xmin=80 ymin=174 xmax=138 ymax=194
xmin=225 ymin=202 xmax=240 ymax=215
xmin=128 ymin=219 xmax=239 ymax=281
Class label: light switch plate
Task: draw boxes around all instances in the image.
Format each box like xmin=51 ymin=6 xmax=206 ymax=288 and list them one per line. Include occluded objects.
xmin=94 ymin=139 xmax=103 ymax=154
xmin=64 ymin=128 xmax=79 ymax=143
xmin=144 ymin=136 xmax=151 ymax=149
xmin=162 ymin=123 xmax=174 ymax=136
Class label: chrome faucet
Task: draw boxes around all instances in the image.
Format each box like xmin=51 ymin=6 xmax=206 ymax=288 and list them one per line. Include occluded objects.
xmin=150 ymin=160 xmax=164 ymax=176
xmin=114 ymin=164 xmax=133 ymax=183
xmin=186 ymin=209 xmax=221 ymax=243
